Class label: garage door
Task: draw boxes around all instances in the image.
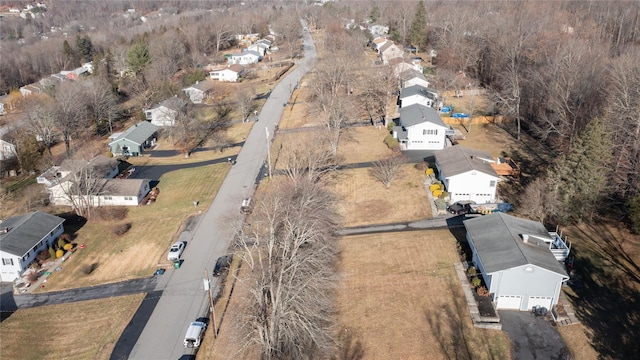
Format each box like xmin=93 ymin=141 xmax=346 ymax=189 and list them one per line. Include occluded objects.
xmin=527 ymin=296 xmax=552 ymax=310
xmin=496 ymin=295 xmax=522 ymax=310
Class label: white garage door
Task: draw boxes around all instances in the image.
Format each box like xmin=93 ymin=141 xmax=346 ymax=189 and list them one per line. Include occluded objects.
xmin=496 ymin=295 xmax=522 ymax=309
xmin=528 ymin=296 xmax=552 ymax=310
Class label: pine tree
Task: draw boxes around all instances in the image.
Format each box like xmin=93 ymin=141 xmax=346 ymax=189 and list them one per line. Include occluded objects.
xmin=126 ymin=42 xmax=151 ymax=75
xmin=75 ymin=34 xmax=93 ymax=60
xmin=369 ymin=2 xmax=379 ymax=23
xmin=409 ymin=0 xmax=427 ymax=49
xmin=62 ymin=40 xmax=74 ymax=58
xmin=548 ymin=117 xmax=613 ymax=222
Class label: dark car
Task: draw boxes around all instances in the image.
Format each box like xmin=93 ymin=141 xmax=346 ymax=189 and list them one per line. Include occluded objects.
xmin=213 ymin=255 xmax=233 ymax=277
xmin=447 ymin=202 xmax=474 ymax=215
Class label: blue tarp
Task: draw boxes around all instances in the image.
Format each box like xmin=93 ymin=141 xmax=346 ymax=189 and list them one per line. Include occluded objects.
xmin=451 ymin=113 xmax=469 ymax=118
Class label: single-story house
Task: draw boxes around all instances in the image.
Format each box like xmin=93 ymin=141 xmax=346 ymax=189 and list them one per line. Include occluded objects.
xmin=434 ymin=145 xmax=501 ymax=204
xmin=256 ymin=39 xmax=272 ymax=47
xmin=227 ymin=50 xmax=261 ymax=65
xmin=183 ymin=80 xmax=216 ymax=103
xmin=369 ymin=24 xmax=389 ymax=37
xmin=19 ymin=83 xmax=45 ymax=97
xmin=108 ymin=121 xmax=158 ymax=157
xmin=393 ymin=104 xmax=449 ymax=150
xmin=209 ymin=64 xmax=245 ymax=82
xmin=85 ymin=178 xmax=151 ymax=207
xmin=379 ymin=41 xmax=404 ymax=64
xmin=0 ymin=211 xmax=65 ymax=282
xmin=0 ymin=139 xmax=17 ymax=160
xmin=464 ymin=213 xmax=570 ymax=311
xmin=399 ymin=69 xmax=430 ymax=89
xmin=399 ymin=84 xmax=439 ymax=109
xmin=372 ymin=37 xmax=388 ymax=52
xmin=248 ymin=42 xmax=269 ymax=56
xmin=144 ymin=97 xmax=186 ymax=127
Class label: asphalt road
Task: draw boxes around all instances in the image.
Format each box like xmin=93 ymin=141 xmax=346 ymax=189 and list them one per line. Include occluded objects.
xmin=124 ymin=25 xmax=317 ymax=360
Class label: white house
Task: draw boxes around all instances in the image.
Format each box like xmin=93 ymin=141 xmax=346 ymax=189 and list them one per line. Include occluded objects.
xmin=248 ymin=42 xmax=269 ymax=56
xmin=144 ymin=97 xmax=186 ymax=126
xmin=392 ymin=104 xmax=448 ymax=150
xmin=379 ymin=41 xmax=404 ymax=64
xmin=209 ymin=64 xmax=245 ymax=82
xmin=0 ymin=139 xmax=17 ymax=161
xmin=434 ymin=145 xmax=501 ymax=204
xmin=399 ymin=69 xmax=430 ymax=89
xmin=227 ymin=50 xmax=261 ymax=65
xmin=0 ymin=95 xmax=8 ymax=115
xmin=0 ymin=211 xmax=65 ymax=282
xmin=464 ymin=213 xmax=570 ymax=311
xmin=399 ymin=85 xmax=438 ymax=109
xmin=369 ymin=24 xmax=389 ymax=37
xmin=85 ymin=178 xmax=151 ymax=207
xmin=183 ymin=80 xmax=216 ymax=104
xmin=372 ymin=37 xmax=388 ymax=52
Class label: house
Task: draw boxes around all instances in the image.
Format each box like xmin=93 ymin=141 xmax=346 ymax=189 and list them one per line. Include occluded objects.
xmin=19 ymin=83 xmax=45 ymax=97
xmin=0 ymin=95 xmax=7 ymax=115
xmin=392 ymin=104 xmax=448 ymax=150
xmin=248 ymin=42 xmax=269 ymax=56
xmin=144 ymin=97 xmax=186 ymax=126
xmin=463 ymin=213 xmax=570 ymax=311
xmin=256 ymin=39 xmax=272 ymax=47
xmin=89 ymin=178 xmax=151 ymax=206
xmin=227 ymin=50 xmax=261 ymax=65
xmin=108 ymin=121 xmax=157 ymax=156
xmin=372 ymin=37 xmax=388 ymax=52
xmin=0 ymin=139 xmax=16 ymax=160
xmin=399 ymin=69 xmax=430 ymax=89
xmin=434 ymin=145 xmax=501 ymax=204
xmin=209 ymin=64 xmax=245 ymax=82
xmin=369 ymin=24 xmax=389 ymax=37
xmin=183 ymin=80 xmax=216 ymax=103
xmin=399 ymin=85 xmax=439 ymax=108
xmin=0 ymin=211 xmax=65 ymax=282
xmin=379 ymin=41 xmax=404 ymax=64
xmin=388 ymin=57 xmax=421 ymax=75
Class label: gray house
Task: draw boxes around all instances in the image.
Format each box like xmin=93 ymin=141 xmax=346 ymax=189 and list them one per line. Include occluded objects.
xmin=0 ymin=211 xmax=65 ymax=282
xmin=464 ymin=213 xmax=570 ymax=311
xmin=108 ymin=121 xmax=158 ymax=157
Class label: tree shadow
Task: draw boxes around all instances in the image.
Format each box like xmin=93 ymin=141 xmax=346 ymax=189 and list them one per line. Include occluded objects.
xmin=335 ymin=328 xmax=365 ymax=360
xmin=565 ymin=222 xmax=640 ymax=358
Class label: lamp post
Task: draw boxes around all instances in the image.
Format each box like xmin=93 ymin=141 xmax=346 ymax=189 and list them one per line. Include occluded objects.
xmin=203 ymin=269 xmax=218 ymax=338
xmin=265 ymin=127 xmax=272 ymax=179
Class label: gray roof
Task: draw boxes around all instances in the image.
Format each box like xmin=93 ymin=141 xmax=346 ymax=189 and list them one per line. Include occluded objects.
xmin=0 ymin=211 xmax=65 ymax=257
xmin=184 ymin=80 xmax=216 ymax=92
xmin=100 ymin=178 xmax=149 ymax=197
xmin=464 ymin=213 xmax=568 ymax=276
xmin=158 ymin=97 xmax=186 ymax=111
xmin=399 ymin=104 xmax=446 ymax=128
xmin=399 ymin=69 xmax=428 ymax=82
xmin=393 ymin=126 xmax=408 ymax=141
xmin=110 ymin=121 xmax=158 ymax=146
xmin=434 ymin=145 xmax=498 ymax=178
xmin=400 ymin=84 xmax=438 ymax=101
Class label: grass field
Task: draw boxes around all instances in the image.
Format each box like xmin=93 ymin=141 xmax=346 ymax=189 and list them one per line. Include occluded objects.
xmin=0 ymin=294 xmax=144 ymax=360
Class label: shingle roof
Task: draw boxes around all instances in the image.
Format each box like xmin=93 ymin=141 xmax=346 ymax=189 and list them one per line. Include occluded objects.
xmin=400 ymin=84 xmax=438 ymax=101
xmin=398 ymin=103 xmax=446 ymax=128
xmin=434 ymin=145 xmax=498 ymax=178
xmin=185 ymin=80 xmax=216 ymax=92
xmin=379 ymin=41 xmax=394 ymax=53
xmin=464 ymin=213 xmax=568 ymax=276
xmin=100 ymin=178 xmax=149 ymax=197
xmin=228 ymin=64 xmax=245 ymax=73
xmin=110 ymin=121 xmax=158 ymax=146
xmin=399 ymin=69 xmax=428 ymax=82
xmin=158 ymin=97 xmax=186 ymax=111
xmin=0 ymin=211 xmax=65 ymax=257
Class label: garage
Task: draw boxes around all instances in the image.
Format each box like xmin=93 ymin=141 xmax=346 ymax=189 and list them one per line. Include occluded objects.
xmin=496 ymin=295 xmax=522 ymax=310
xmin=527 ymin=296 xmax=552 ymax=310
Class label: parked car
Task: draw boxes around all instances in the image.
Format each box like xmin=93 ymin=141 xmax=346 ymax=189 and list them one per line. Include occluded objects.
xmin=167 ymin=242 xmax=185 ymax=261
xmin=241 ymin=197 xmax=253 ymax=215
xmin=447 ymin=202 xmax=474 ymax=215
xmin=183 ymin=321 xmax=207 ymax=348
xmin=213 ymin=255 xmax=233 ymax=277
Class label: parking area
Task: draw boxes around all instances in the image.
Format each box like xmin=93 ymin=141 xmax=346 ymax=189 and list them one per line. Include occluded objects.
xmin=499 ymin=310 xmax=569 ymax=360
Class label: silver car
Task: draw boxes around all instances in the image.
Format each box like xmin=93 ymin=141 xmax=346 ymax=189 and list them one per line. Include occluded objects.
xmin=167 ymin=242 xmax=185 ymax=261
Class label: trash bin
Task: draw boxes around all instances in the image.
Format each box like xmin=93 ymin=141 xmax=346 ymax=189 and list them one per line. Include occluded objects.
xmin=174 ymin=261 xmax=181 ymax=269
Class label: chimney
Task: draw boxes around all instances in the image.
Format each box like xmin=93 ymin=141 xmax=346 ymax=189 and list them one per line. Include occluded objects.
xmin=522 ymin=234 xmax=529 ymax=243
xmin=1 ymin=227 xmax=9 ymax=234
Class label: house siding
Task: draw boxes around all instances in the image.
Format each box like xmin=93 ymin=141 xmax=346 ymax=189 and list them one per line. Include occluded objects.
xmin=439 ymin=170 xmax=498 ymax=203
xmin=110 ymin=139 xmax=143 ymax=157
xmin=487 ymin=265 xmax=566 ymax=310
xmin=0 ymin=224 xmax=64 ymax=282
xmin=404 ymin=122 xmax=447 ymax=150
xmin=145 ymin=106 xmax=177 ymax=126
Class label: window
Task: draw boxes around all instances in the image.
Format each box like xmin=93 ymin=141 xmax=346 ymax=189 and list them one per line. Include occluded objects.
xmin=125 ymin=196 xmax=133 ymax=201
xmin=489 ymin=181 xmax=496 ymax=187
xmin=104 ymin=196 xmax=112 ymax=200
xmin=423 ymin=129 xmax=438 ymax=135
xmin=2 ymin=258 xmax=14 ymax=266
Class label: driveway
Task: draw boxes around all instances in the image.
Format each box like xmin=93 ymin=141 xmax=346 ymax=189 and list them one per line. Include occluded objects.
xmin=499 ymin=310 xmax=569 ymax=360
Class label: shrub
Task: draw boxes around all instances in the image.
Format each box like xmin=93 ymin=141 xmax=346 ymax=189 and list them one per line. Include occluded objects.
xmin=27 ymin=271 xmax=39 ymax=284
xmin=37 ymin=249 xmax=51 ymax=262
xmin=414 ymin=162 xmax=428 ymax=171
xmin=468 ymin=267 xmax=477 ymax=276
xmin=477 ymin=286 xmax=490 ymax=297
xmin=383 ymin=135 xmax=399 ymax=151
xmin=112 ymin=223 xmax=132 ymax=236
xmin=57 ymin=237 xmax=69 ymax=248
xmin=59 ymin=233 xmax=71 ymax=242
xmin=471 ymin=277 xmax=481 ymax=288
xmin=63 ymin=243 xmax=74 ymax=251
xmin=55 ymin=249 xmax=64 ymax=258
xmin=48 ymin=247 xmax=56 ymax=259
xmin=92 ymin=207 xmax=128 ymax=221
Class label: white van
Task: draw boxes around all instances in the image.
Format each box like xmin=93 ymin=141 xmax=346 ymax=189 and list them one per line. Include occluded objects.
xmin=183 ymin=321 xmax=207 ymax=348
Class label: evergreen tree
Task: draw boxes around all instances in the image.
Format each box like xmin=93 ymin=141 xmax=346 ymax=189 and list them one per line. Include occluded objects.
xmin=369 ymin=2 xmax=379 ymax=23
xmin=126 ymin=42 xmax=151 ymax=75
xmin=75 ymin=34 xmax=93 ymax=60
xmin=548 ymin=117 xmax=612 ymax=222
xmin=409 ymin=0 xmax=427 ymax=49
xmin=62 ymin=40 xmax=75 ymax=59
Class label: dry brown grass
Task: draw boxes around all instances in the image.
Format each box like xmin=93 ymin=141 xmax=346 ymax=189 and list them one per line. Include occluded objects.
xmin=334 ymin=164 xmax=431 ymax=227
xmin=557 ymin=325 xmax=598 ymax=360
xmin=336 ymin=231 xmax=510 ymax=360
xmin=338 ymin=126 xmax=395 ymax=164
xmin=0 ymin=294 xmax=144 ymax=360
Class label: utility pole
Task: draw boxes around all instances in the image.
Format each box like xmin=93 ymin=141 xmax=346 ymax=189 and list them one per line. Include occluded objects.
xmin=204 ymin=269 xmax=218 ymax=338
xmin=265 ymin=127 xmax=272 ymax=179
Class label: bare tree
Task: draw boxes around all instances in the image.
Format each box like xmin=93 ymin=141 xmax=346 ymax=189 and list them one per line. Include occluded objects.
xmin=235 ymin=179 xmax=340 ymax=359
xmin=169 ymin=109 xmax=207 ymax=157
xmin=52 ymin=82 xmax=89 ymax=156
xmin=370 ymin=155 xmax=405 ymax=188
xmin=518 ymin=177 xmax=558 ymax=224
xmin=236 ymin=88 xmax=256 ymax=123
xmin=359 ymin=65 xmax=398 ymax=125
xmin=24 ymin=96 xmax=58 ymax=155
xmin=81 ymin=77 xmax=120 ymax=134
xmin=284 ymin=138 xmax=342 ymax=186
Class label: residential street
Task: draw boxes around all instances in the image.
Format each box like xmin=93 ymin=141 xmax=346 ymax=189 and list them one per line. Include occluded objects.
xmin=122 ymin=24 xmax=318 ymax=360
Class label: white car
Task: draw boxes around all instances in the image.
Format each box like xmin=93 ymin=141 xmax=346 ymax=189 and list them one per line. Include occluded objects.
xmin=167 ymin=242 xmax=185 ymax=261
